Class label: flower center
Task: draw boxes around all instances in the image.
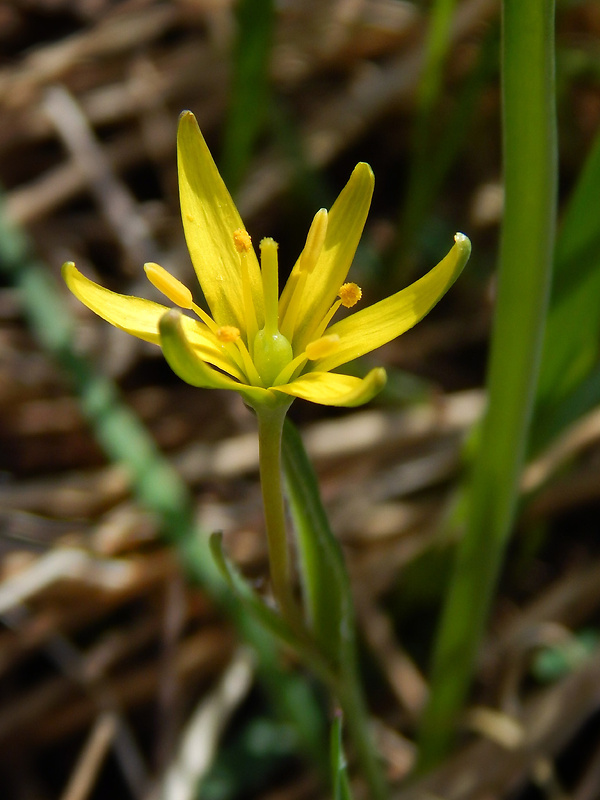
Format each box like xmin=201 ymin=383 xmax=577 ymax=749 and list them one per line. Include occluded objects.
xmin=253 ymin=329 xmax=294 ymax=385
xmin=252 ymin=237 xmax=293 ymax=385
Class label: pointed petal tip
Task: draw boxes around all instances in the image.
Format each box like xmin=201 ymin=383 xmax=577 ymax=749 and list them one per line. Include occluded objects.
xmin=62 ymin=262 xmax=75 ymax=292
xmin=177 ymin=110 xmax=201 ymax=141
xmin=159 ymin=307 xmax=183 ymax=333
xmin=352 ymin=161 xmax=375 ymax=185
xmin=61 ymin=260 xmax=77 ymax=283
xmin=454 ymin=231 xmax=472 ymax=254
xmin=450 ymin=231 xmax=472 ymax=280
xmin=277 ymin=366 xmax=387 ymax=407
xmin=356 ymin=367 xmax=387 ymax=406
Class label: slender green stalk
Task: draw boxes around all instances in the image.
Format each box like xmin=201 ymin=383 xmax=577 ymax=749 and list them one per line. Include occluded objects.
xmin=255 ymin=401 xmax=300 ymax=624
xmin=283 ymin=420 xmax=389 ymax=800
xmin=418 ymin=0 xmax=557 ymax=769
xmin=337 ymin=672 xmax=388 ymax=800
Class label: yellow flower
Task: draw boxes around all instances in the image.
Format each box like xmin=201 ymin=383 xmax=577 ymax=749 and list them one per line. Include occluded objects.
xmin=63 ymin=111 xmax=470 ymax=410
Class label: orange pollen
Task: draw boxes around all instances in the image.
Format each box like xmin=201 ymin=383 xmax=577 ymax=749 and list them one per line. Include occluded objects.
xmin=338 ymin=282 xmax=362 ymax=308
xmin=233 ymin=228 xmax=252 ymax=253
xmin=217 ymin=325 xmax=241 ymax=343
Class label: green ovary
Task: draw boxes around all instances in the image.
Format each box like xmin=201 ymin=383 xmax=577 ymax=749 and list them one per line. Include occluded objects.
xmin=253 ymin=329 xmax=294 ymax=386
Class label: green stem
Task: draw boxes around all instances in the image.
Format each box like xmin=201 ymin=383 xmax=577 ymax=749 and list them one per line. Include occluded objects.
xmin=338 ymin=672 xmax=388 ymax=800
xmin=282 ymin=420 xmax=388 ymax=800
xmin=255 ymin=401 xmax=299 ymax=624
xmin=417 ymin=0 xmax=557 ymax=769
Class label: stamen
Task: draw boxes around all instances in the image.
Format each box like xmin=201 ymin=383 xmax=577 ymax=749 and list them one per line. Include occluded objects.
xmin=338 ymin=282 xmax=362 ymax=308
xmin=305 ymin=334 xmax=340 ymax=360
xmin=145 ymin=262 xmax=193 ymax=309
xmin=217 ymin=326 xmax=240 ymax=343
xmin=233 ymin=228 xmax=252 ymax=253
xmin=233 ymin=229 xmax=259 ymax=349
xmin=191 ymin=301 xmax=219 ymax=334
xmin=271 ymin=353 xmax=308 ymax=387
xmin=187 ymin=301 xmax=246 ymax=380
xmin=260 ymin=238 xmax=280 ymax=337
xmin=308 ymin=298 xmax=342 ymax=342
xmin=233 ymin=337 xmax=264 ymax=386
xmin=303 ymin=282 xmax=362 ymax=346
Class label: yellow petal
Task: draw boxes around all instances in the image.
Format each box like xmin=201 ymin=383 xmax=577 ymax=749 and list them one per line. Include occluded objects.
xmin=63 ymin=261 xmax=167 ymax=344
xmin=274 ymin=367 xmax=386 ymax=407
xmin=62 ymin=262 xmax=241 ymax=378
xmin=279 ymin=162 xmax=374 ymax=350
xmin=177 ymin=111 xmax=264 ymax=332
xmin=160 ymin=310 xmax=273 ymax=407
xmin=315 ymin=233 xmax=471 ymax=372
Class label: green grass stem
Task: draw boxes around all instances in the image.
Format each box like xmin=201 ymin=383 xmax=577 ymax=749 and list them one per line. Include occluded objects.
xmin=417 ymin=0 xmax=557 ymax=769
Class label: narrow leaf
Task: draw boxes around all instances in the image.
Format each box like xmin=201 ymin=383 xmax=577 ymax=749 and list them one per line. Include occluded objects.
xmin=282 ymin=419 xmax=355 ymax=670
xmin=330 ymin=713 xmax=354 ymax=800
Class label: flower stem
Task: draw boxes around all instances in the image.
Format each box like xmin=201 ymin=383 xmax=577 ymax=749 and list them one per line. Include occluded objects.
xmin=255 ymin=400 xmax=299 ymax=625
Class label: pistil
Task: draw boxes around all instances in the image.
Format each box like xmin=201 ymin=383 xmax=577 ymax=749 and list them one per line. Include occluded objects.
xmin=260 ymin=238 xmax=280 ymax=337
xmin=253 ymin=238 xmax=294 ymax=385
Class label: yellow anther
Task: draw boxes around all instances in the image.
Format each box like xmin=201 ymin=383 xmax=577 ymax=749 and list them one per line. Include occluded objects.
xmin=216 ymin=325 xmax=241 ymax=343
xmin=235 ymin=228 xmax=258 ymax=346
xmin=298 ymin=208 xmax=328 ymax=274
xmin=305 ymin=334 xmax=340 ymax=360
xmin=144 ymin=262 xmax=193 ymax=309
xmin=233 ymin=228 xmax=252 ymax=253
xmin=338 ymin=282 xmax=362 ymax=308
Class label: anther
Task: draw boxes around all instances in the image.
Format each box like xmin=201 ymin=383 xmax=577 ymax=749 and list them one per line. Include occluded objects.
xmin=305 ymin=334 xmax=340 ymax=360
xmin=233 ymin=228 xmax=252 ymax=253
xmin=144 ymin=262 xmax=193 ymax=309
xmin=217 ymin=326 xmax=241 ymax=343
xmin=338 ymin=282 xmax=362 ymax=308
xmin=298 ymin=208 xmax=328 ymax=273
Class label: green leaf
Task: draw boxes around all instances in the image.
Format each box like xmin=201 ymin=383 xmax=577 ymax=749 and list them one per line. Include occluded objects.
xmin=282 ymin=419 xmax=355 ymax=670
xmin=330 ymin=713 xmax=354 ymax=800
xmin=418 ymin=0 xmax=557 ymax=769
xmin=282 ymin=421 xmax=388 ymax=800
xmin=533 ymin=125 xmax=600 ymax=449
xmin=209 ymin=533 xmax=301 ymax=651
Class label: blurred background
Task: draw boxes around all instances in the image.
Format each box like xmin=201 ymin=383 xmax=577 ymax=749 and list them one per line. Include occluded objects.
xmin=0 ymin=1 xmax=599 ymax=798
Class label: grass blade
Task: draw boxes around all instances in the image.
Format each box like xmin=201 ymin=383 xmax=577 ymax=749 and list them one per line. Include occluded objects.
xmin=418 ymin=0 xmax=557 ymax=769
xmin=533 ymin=126 xmax=600 ymax=448
xmin=282 ymin=419 xmax=388 ymax=800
